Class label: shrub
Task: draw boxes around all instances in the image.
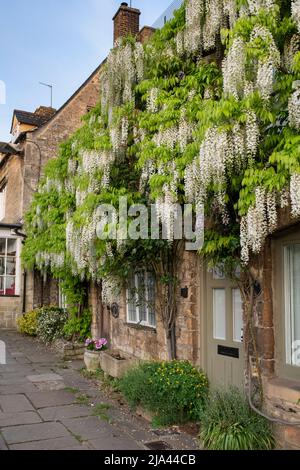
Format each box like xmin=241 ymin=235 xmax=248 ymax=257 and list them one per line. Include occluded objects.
xmin=119 ymin=360 xmax=209 ymax=426
xmin=63 ymin=309 xmax=92 ymax=341
xmin=36 ymin=307 xmax=68 ymax=343
xmin=17 ymin=309 xmax=42 ymax=336
xmin=199 ymin=387 xmax=275 ymax=450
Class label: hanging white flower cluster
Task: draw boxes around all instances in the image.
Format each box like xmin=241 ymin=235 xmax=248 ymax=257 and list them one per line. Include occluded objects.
xmin=153 ymin=111 xmax=194 ymax=152
xmin=185 ymin=120 xmax=258 ymax=206
xmin=247 ymin=0 xmax=275 ymax=15
xmin=153 ymin=126 xmax=178 ymax=149
xmin=139 ymin=159 xmax=156 ymax=192
xmin=222 ymin=37 xmax=246 ymax=99
xmin=292 ymin=0 xmax=300 ymax=34
xmin=203 ymin=0 xmax=224 ymax=51
xmin=66 ymin=214 xmax=100 ymax=279
xmin=101 ymin=41 xmax=144 ymax=114
xmin=240 ymin=187 xmax=278 ymax=263
xmin=68 ymin=159 xmax=78 ymax=176
xmin=223 ymin=0 xmax=238 ymax=28
xmin=43 ymin=177 xmax=63 ymax=194
xmin=35 ymin=252 xmax=65 ymax=271
xmin=153 ymin=162 xmax=180 ymax=242
xmin=102 ymin=276 xmax=121 ymax=305
xmin=178 ymin=110 xmax=195 ymax=152
xmin=147 ymin=88 xmax=159 ymax=113
xmin=288 ymin=86 xmax=300 ymax=129
xmin=283 ymin=34 xmax=300 ymax=71
xmin=251 ymin=26 xmax=280 ymax=101
xmin=177 ymin=0 xmax=242 ymax=57
xmin=81 ymin=150 xmax=113 ymax=188
xmin=223 ymin=24 xmax=279 ymax=102
xmin=290 ymin=173 xmax=300 ymax=217
xmin=110 ymin=116 xmax=130 ymax=154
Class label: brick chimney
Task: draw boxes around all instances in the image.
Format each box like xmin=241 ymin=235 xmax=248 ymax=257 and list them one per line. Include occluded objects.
xmin=113 ymin=2 xmax=141 ymax=44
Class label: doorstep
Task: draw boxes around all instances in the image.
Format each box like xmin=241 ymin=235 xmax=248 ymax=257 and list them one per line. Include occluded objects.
xmin=266 ymin=377 xmax=300 ymax=404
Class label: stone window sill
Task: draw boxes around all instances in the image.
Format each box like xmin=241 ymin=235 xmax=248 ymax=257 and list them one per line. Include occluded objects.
xmin=266 ymin=378 xmax=300 ymax=404
xmin=0 ymin=295 xmax=20 ymax=298
xmin=125 ymin=323 xmax=157 ymax=333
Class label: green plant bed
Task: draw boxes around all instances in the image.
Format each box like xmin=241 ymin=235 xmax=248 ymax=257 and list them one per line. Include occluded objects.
xmin=199 ymin=388 xmax=275 ymax=451
xmin=17 ymin=309 xmax=42 ymax=336
xmin=119 ymin=360 xmax=209 ymax=426
xmin=36 ymin=307 xmax=68 ymax=343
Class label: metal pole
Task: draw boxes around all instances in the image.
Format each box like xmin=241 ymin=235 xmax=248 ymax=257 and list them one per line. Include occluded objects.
xmin=39 ymin=82 xmax=53 ymax=108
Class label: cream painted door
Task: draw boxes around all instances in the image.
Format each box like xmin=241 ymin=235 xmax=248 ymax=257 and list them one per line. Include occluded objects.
xmin=205 ymin=267 xmax=245 ymax=389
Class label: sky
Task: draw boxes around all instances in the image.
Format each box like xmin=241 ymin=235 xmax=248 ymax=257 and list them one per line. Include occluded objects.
xmin=0 ymin=0 xmax=173 ymax=142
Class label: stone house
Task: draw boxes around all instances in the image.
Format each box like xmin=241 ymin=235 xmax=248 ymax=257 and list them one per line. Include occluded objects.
xmin=1 ymin=0 xmax=299 ymax=449
xmin=0 ymin=3 xmax=154 ymax=327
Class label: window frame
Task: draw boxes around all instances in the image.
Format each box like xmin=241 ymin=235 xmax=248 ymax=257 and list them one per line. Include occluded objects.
xmin=0 ymin=183 xmax=7 ymax=221
xmin=0 ymin=237 xmax=19 ymax=297
xmin=126 ymin=271 xmax=156 ymax=329
xmin=273 ymin=228 xmax=300 ymax=381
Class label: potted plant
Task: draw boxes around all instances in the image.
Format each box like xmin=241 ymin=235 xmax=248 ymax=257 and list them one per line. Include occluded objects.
xmin=84 ymin=338 xmax=108 ymax=371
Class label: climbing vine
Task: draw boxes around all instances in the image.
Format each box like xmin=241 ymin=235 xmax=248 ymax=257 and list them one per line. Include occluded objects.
xmin=23 ymin=1 xmax=300 ymax=358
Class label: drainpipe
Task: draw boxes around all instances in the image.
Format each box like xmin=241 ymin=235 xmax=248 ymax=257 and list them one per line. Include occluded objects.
xmin=12 ymin=227 xmax=27 ymax=315
xmin=22 ymin=271 xmax=27 ymax=313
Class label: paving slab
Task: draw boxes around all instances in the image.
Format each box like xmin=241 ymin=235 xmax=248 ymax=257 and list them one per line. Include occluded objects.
xmin=61 ymin=416 xmax=114 ymax=441
xmin=0 ymin=383 xmax=39 ymax=396
xmin=0 ymin=394 xmax=34 ymax=413
xmin=0 ymin=329 xmax=199 ymax=451
xmin=9 ymin=436 xmax=82 ymax=451
xmin=0 ymin=432 xmax=8 ymax=450
xmin=88 ymin=436 xmax=144 ymax=450
xmin=25 ymin=391 xmax=75 ymax=408
xmin=0 ymin=411 xmax=42 ymax=427
xmin=1 ymin=422 xmax=70 ymax=445
xmin=27 ymin=373 xmax=64 ymax=383
xmin=39 ymin=404 xmax=92 ymax=421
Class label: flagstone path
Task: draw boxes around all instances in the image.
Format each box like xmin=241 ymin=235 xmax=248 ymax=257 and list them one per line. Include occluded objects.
xmin=0 ymin=329 xmax=199 ymax=451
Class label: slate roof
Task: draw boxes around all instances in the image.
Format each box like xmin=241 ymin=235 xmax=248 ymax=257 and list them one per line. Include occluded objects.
xmin=11 ymin=110 xmax=51 ymax=131
xmin=0 ymin=142 xmax=16 ymax=155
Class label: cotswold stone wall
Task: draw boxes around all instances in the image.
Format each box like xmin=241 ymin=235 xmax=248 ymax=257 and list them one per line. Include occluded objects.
xmin=0 ymin=297 xmax=21 ymax=328
xmin=248 ymin=210 xmax=300 ymax=449
xmin=90 ymin=251 xmax=201 ymax=364
xmin=0 ymin=153 xmax=23 ymax=225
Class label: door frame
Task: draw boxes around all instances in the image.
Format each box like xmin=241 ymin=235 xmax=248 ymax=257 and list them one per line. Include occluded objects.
xmin=198 ymin=259 xmax=245 ymax=387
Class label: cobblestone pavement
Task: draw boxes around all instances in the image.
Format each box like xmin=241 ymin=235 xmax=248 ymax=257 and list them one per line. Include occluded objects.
xmin=0 ymin=329 xmax=199 ymax=451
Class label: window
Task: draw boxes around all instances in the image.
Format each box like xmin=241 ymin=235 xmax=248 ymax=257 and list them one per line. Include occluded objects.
xmin=233 ymin=288 xmax=243 ymax=343
xmin=126 ymin=271 xmax=156 ymax=328
xmin=284 ymin=245 xmax=300 ymax=368
xmin=213 ymin=288 xmax=226 ymax=340
xmin=58 ymin=281 xmax=67 ymax=310
xmin=0 ymin=238 xmax=17 ymax=296
xmin=0 ymin=184 xmax=6 ymax=221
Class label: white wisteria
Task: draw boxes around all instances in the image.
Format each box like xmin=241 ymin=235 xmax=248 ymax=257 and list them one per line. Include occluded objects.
xmin=289 ymin=86 xmax=300 ymax=129
xmin=101 ymin=40 xmax=144 ymax=114
xmin=290 ymin=173 xmax=300 ymax=217
xmin=292 ymin=0 xmax=300 ymax=34
xmin=240 ymin=188 xmax=277 ymax=263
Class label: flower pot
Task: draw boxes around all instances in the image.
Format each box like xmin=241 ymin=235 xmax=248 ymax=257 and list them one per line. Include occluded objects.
xmin=84 ymin=350 xmax=101 ymax=371
xmin=99 ymin=349 xmax=138 ymax=379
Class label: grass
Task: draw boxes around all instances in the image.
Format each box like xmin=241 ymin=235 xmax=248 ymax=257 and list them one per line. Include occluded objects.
xmin=78 ymin=368 xmax=104 ymax=380
xmin=72 ymin=433 xmax=84 ymax=443
xmin=75 ymin=394 xmax=91 ymax=406
xmin=64 ymin=387 xmax=80 ymax=394
xmin=92 ymin=403 xmax=112 ymax=422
